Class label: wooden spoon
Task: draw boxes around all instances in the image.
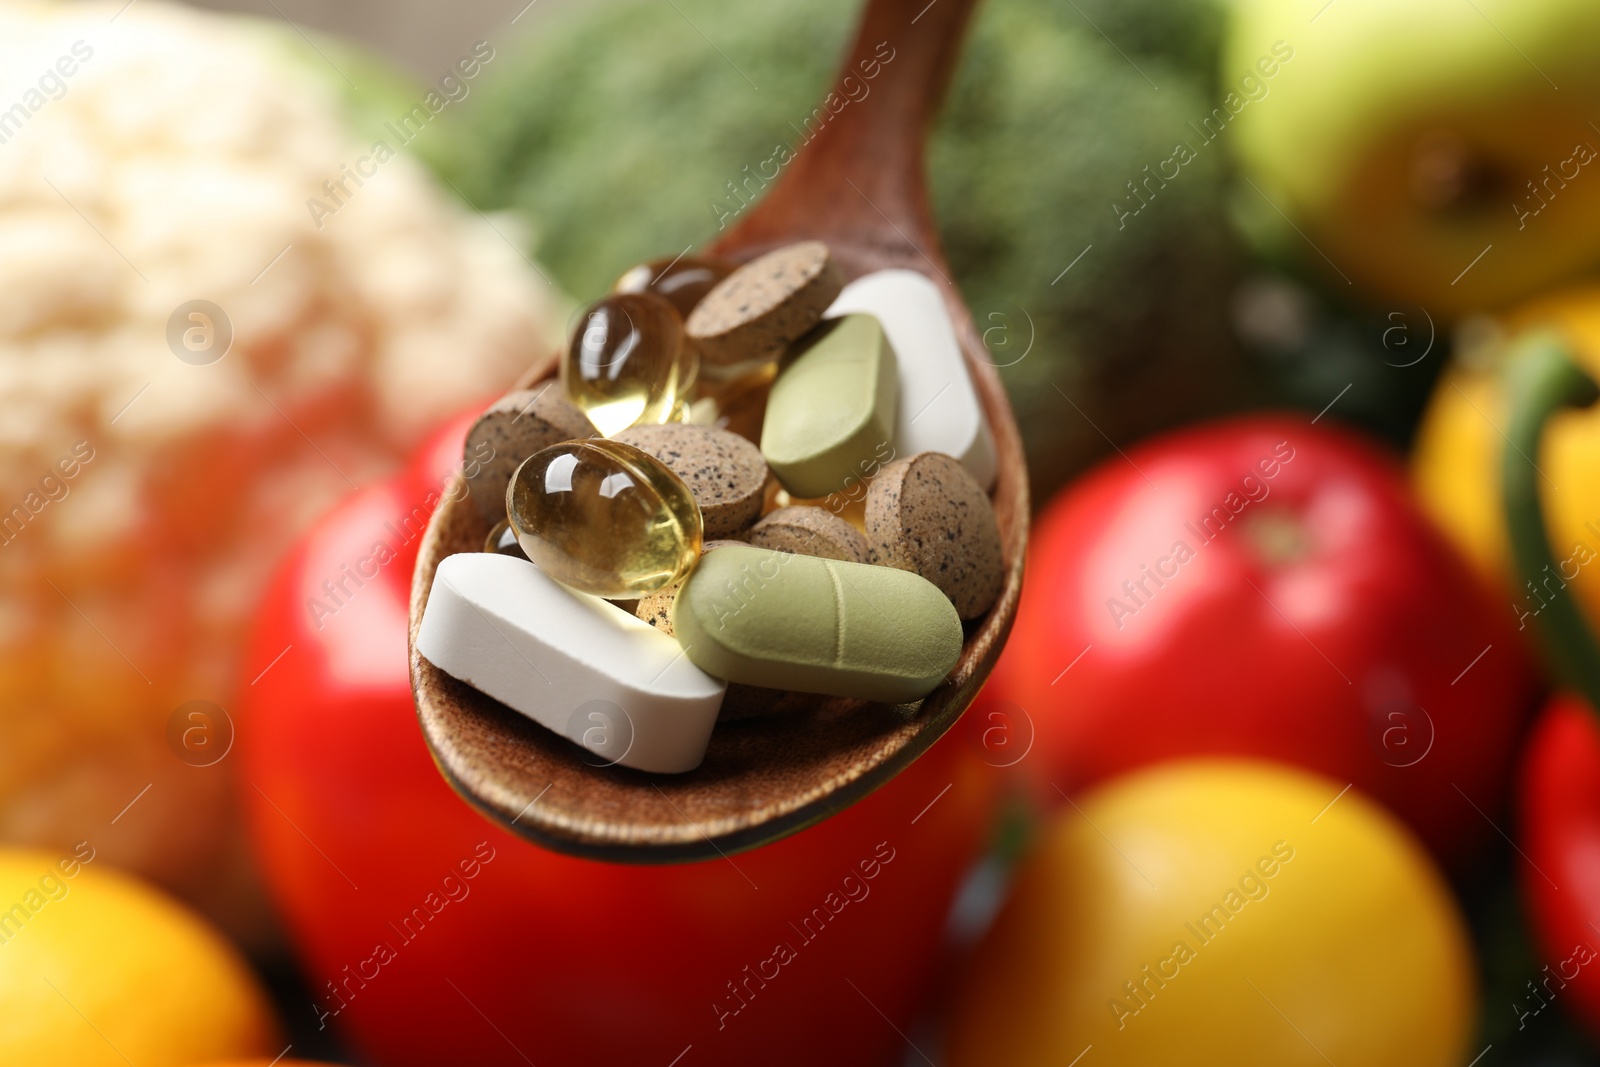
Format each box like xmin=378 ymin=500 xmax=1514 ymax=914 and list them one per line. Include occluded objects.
xmin=409 ymin=0 xmax=1028 ymax=863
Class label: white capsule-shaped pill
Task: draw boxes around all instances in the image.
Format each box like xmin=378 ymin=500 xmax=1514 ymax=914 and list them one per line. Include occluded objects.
xmin=416 ymin=552 xmax=725 ymax=774
xmin=826 ymin=269 xmax=996 ymax=489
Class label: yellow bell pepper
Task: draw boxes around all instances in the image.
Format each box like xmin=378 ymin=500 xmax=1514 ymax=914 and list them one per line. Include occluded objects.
xmin=1414 ymin=282 xmax=1600 ymax=631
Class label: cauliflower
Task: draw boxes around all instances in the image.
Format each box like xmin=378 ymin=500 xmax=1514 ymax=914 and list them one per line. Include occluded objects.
xmin=0 ymin=0 xmax=560 ymax=942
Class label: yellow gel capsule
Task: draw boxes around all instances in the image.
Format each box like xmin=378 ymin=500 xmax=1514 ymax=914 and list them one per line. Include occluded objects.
xmin=561 ymin=292 xmax=698 ymax=437
xmin=507 ymin=439 xmax=703 ymax=598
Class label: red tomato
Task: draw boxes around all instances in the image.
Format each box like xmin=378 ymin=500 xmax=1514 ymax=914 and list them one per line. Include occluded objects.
xmin=991 ymin=415 xmax=1537 ymax=866
xmin=1518 ymin=697 xmax=1600 ymax=1038
xmin=237 ymin=414 xmax=1002 ymax=1067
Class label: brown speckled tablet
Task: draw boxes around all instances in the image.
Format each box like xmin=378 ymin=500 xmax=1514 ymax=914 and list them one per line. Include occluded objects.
xmin=866 ymin=451 xmax=1003 ymax=621
xmin=464 ymin=384 xmax=596 ymax=524
xmin=747 ymin=506 xmax=869 ymax=564
xmin=614 ymin=424 xmax=768 ymax=539
xmin=685 ymin=241 xmax=844 ymax=369
xmin=635 ymin=539 xmax=743 ymax=637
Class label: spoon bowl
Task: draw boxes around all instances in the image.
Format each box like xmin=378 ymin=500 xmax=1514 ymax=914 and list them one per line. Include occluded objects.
xmin=410 ymin=0 xmax=1027 ymax=862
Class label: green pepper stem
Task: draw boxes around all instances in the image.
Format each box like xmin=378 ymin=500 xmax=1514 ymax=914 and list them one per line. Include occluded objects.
xmin=1502 ymin=332 xmax=1600 ymax=709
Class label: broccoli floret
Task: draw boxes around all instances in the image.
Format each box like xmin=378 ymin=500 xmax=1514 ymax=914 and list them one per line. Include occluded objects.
xmin=454 ymin=0 xmax=1251 ymax=503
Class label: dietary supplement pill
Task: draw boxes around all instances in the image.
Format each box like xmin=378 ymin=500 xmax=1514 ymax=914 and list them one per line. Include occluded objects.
xmin=686 ymin=241 xmax=844 ymax=372
xmin=672 ymin=544 xmax=962 ymax=703
xmin=561 ymin=292 xmax=698 ymax=437
xmin=508 ymin=439 xmax=703 ymax=598
xmin=761 ymin=313 xmax=899 ymax=499
xmin=866 ymin=451 xmax=1004 ymax=620
xmin=747 ymin=506 xmax=868 ymax=563
xmin=417 ymin=552 xmax=725 ymax=774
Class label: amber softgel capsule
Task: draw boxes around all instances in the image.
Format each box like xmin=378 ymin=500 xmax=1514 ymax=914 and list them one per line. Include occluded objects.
xmin=561 ymin=292 xmax=699 ymax=437
xmin=507 ymin=438 xmax=704 ymax=599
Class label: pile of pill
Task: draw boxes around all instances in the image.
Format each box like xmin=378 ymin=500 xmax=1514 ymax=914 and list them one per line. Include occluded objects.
xmin=417 ymin=242 xmax=1002 ymax=773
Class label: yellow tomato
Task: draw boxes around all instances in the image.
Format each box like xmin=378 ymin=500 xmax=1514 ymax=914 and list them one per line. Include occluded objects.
xmin=0 ymin=847 xmax=278 ymax=1066
xmin=946 ymin=761 xmax=1475 ymax=1067
xmin=1414 ymin=282 xmax=1600 ymax=628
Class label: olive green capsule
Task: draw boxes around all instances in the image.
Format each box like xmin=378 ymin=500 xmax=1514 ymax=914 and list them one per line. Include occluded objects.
xmin=671 ymin=544 xmax=961 ymax=703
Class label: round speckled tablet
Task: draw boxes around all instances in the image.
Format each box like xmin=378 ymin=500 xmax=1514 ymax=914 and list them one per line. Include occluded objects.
xmin=866 ymin=451 xmax=1004 ymax=621
xmin=747 ymin=506 xmax=868 ymax=564
xmin=464 ymin=383 xmax=596 ymax=524
xmin=635 ymin=539 xmax=744 ymax=637
xmin=685 ymin=241 xmax=844 ymax=369
xmin=614 ymin=423 xmax=769 ymax=539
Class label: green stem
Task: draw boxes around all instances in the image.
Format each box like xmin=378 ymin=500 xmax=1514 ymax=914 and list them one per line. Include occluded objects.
xmin=1502 ymin=332 xmax=1600 ymax=709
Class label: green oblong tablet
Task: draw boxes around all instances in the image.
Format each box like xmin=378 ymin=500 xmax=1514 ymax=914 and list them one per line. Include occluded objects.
xmin=760 ymin=313 xmax=899 ymax=499
xmin=671 ymin=544 xmax=963 ymax=703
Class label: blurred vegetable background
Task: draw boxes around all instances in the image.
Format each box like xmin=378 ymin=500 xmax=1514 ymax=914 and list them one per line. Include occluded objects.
xmin=5 ymin=0 xmax=1600 ymax=1062
xmin=0 ymin=0 xmax=560 ymax=956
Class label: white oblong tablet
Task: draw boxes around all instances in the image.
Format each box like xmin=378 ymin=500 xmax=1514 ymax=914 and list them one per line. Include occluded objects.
xmin=416 ymin=552 xmax=725 ymax=774
xmin=826 ymin=269 xmax=997 ymax=490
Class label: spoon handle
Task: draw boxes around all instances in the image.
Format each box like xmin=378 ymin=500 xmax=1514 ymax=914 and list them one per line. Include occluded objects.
xmin=714 ymin=0 xmax=983 ymax=261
